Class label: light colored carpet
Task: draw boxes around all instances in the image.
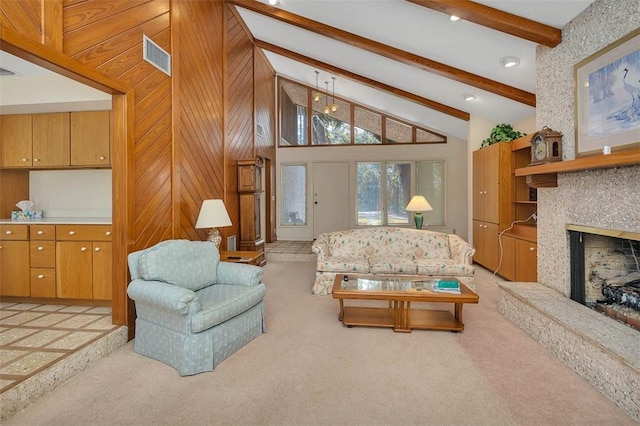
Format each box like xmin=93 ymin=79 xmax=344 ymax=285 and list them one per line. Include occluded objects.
xmin=5 ymin=262 xmax=635 ymax=425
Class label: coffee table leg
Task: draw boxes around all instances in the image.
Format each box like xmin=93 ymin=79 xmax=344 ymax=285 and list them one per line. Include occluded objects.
xmin=455 ymin=303 xmax=463 ymax=323
xmin=339 ymin=300 xmax=344 ymax=321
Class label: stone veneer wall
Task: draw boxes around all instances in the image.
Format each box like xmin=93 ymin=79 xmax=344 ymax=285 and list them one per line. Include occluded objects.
xmin=535 ymin=0 xmax=640 ymax=296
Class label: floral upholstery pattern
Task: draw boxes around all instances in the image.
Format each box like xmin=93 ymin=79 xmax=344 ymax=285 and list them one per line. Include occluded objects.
xmin=311 ymin=227 xmax=475 ymax=295
xmin=127 ymin=240 xmax=266 ymax=376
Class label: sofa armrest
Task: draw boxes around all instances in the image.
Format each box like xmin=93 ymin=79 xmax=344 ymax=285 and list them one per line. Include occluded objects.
xmin=311 ymin=234 xmax=330 ymax=260
xmin=448 ymin=234 xmax=476 ymax=265
xmin=127 ymin=279 xmax=201 ymax=316
xmin=216 ymin=262 xmax=263 ymax=286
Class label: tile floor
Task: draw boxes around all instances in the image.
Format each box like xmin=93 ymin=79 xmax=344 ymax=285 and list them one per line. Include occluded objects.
xmin=0 ymin=302 xmax=128 ymax=421
xmin=264 ymin=240 xmax=315 ymax=262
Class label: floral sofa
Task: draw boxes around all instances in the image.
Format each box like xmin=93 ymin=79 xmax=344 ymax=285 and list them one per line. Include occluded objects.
xmin=311 ymin=227 xmax=475 ymax=295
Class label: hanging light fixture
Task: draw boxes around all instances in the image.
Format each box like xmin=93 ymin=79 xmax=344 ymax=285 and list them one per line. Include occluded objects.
xmin=330 ymin=77 xmax=338 ymax=112
xmin=323 ymin=81 xmax=331 ymax=114
xmin=313 ymin=71 xmax=321 ymax=103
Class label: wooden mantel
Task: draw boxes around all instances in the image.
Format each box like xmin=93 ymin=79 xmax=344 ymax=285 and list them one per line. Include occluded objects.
xmin=515 ymin=148 xmax=640 ymax=177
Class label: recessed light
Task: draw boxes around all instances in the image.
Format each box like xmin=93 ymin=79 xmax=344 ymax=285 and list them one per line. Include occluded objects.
xmin=463 ymin=94 xmax=476 ymax=101
xmin=450 ymin=15 xmax=460 ymax=21
xmin=268 ymin=0 xmax=279 ymax=5
xmin=500 ymin=56 xmax=520 ymax=68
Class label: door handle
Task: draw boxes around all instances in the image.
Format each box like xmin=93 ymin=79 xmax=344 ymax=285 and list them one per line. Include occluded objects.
xmin=314 ymin=201 xmax=318 ymax=205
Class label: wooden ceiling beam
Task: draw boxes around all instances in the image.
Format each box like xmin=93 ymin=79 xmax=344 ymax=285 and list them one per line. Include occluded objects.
xmin=407 ymin=0 xmax=562 ymax=48
xmin=255 ymin=39 xmax=470 ymax=121
xmin=228 ymin=0 xmax=536 ymax=107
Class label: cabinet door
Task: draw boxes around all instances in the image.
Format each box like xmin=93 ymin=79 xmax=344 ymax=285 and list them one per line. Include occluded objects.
xmin=70 ymin=111 xmax=110 ymax=166
xmin=483 ymin=143 xmax=501 ymax=224
xmin=499 ymin=235 xmax=516 ymax=281
xmin=32 ymin=113 xmax=70 ymax=167
xmin=31 ymin=269 xmax=56 ymax=298
xmin=472 ymin=149 xmax=485 ymax=221
xmin=0 ymin=115 xmax=32 ymax=167
xmin=472 ymin=220 xmax=485 ymax=266
xmin=0 ymin=241 xmax=30 ymax=296
xmin=56 ymin=241 xmax=93 ymax=299
xmin=92 ymin=242 xmax=112 ymax=300
xmin=515 ymin=240 xmax=537 ymax=282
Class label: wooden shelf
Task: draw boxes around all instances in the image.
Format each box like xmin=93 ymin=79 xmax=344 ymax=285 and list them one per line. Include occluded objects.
xmin=515 ymin=148 xmax=640 ymax=176
xmin=503 ymin=223 xmax=537 ymax=243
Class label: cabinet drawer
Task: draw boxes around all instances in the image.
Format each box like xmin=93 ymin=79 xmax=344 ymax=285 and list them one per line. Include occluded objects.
xmin=0 ymin=224 xmax=29 ymax=240
xmin=30 ymin=241 xmax=56 ymax=267
xmin=56 ymin=225 xmax=112 ymax=241
xmin=30 ymin=224 xmax=56 ymax=240
xmin=30 ymin=268 xmax=56 ymax=298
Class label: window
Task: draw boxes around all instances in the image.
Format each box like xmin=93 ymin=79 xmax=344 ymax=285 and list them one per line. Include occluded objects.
xmin=311 ymin=94 xmax=350 ymax=145
xmin=356 ymin=160 xmax=445 ymax=227
xmin=281 ymin=164 xmax=307 ymax=225
xmin=354 ymin=107 xmax=382 ymax=144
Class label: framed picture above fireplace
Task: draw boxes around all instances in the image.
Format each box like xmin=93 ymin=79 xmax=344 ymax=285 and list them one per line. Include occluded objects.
xmin=574 ymin=28 xmax=640 ymax=158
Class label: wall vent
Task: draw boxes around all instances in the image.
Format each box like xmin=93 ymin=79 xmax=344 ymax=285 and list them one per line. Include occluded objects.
xmin=256 ymin=124 xmax=264 ymax=138
xmin=143 ymin=35 xmax=171 ymax=76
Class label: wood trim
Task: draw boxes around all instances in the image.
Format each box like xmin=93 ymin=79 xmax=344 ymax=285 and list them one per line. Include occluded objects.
xmin=41 ymin=0 xmax=63 ymax=51
xmin=566 ymin=224 xmax=640 ymax=242
xmin=256 ymin=39 xmax=469 ymax=121
xmin=227 ymin=0 xmax=535 ymax=106
xmin=407 ymin=0 xmax=561 ymax=48
xmin=515 ymin=149 xmax=640 ymax=176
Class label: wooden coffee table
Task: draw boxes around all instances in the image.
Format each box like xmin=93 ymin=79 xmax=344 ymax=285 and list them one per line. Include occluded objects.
xmin=332 ymin=274 xmax=479 ymax=333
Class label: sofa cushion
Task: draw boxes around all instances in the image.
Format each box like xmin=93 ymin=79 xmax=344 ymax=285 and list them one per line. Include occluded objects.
xmin=138 ymin=240 xmax=219 ymax=291
xmin=415 ymin=259 xmax=475 ymax=277
xmin=369 ymin=257 xmax=418 ymax=274
xmin=191 ymin=284 xmax=266 ymax=333
xmin=318 ymin=256 xmax=370 ymax=274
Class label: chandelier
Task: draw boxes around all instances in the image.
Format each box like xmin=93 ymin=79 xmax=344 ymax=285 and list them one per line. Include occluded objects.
xmin=313 ymin=71 xmax=338 ymax=115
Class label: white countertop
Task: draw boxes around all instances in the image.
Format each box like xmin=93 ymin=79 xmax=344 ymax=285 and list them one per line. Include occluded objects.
xmin=0 ymin=217 xmax=112 ymax=225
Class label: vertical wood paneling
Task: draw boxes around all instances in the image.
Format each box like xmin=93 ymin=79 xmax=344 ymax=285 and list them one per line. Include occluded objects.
xmin=173 ymin=0 xmax=226 ymax=242
xmin=225 ymin=5 xmax=255 ymax=245
xmin=254 ymin=50 xmax=276 ymax=161
xmin=62 ymin=0 xmax=172 ymax=252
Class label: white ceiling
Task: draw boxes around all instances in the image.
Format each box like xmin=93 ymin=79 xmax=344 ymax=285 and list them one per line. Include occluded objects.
xmin=0 ymin=0 xmax=595 ymax=138
xmin=236 ymin=0 xmax=595 ymax=139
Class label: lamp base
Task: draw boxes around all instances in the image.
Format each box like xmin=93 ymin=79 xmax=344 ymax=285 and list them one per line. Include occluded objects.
xmin=413 ymin=213 xmax=424 ymax=230
xmin=207 ymin=228 xmax=222 ymax=249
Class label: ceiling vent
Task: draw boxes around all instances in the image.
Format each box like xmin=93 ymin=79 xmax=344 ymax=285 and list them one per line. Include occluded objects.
xmin=143 ymin=35 xmax=171 ymax=76
xmin=0 ymin=67 xmax=16 ymax=76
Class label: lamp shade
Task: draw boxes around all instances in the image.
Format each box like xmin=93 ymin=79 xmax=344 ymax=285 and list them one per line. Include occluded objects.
xmin=195 ymin=199 xmax=232 ymax=229
xmin=405 ymin=195 xmax=433 ymax=212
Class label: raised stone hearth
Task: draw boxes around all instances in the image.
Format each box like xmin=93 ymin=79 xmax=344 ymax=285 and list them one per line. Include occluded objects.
xmin=498 ymin=282 xmax=640 ymax=422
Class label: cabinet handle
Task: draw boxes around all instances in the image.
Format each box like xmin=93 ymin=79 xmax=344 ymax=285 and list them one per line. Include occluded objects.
xmin=81 ymin=246 xmax=87 ymax=252
xmin=21 ymin=158 xmax=29 ymax=162
xmin=37 ymin=246 xmax=44 ymax=251
xmin=37 ymin=230 xmax=44 ymax=235
xmin=529 ymin=247 xmax=535 ymax=251
xmin=38 ymin=274 xmax=45 ymax=279
xmin=94 ymin=247 xmax=101 ymax=252
xmin=105 ymin=231 xmax=111 ymax=236
xmin=99 ymin=156 xmax=106 ymax=161
xmin=69 ymin=231 xmax=76 ymax=235
xmin=34 ymin=158 xmax=40 ymax=162
xmin=5 ymin=230 xmax=12 ymax=235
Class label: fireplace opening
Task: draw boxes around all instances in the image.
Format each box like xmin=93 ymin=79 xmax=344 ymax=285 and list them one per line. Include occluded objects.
xmin=568 ymin=227 xmax=640 ymax=331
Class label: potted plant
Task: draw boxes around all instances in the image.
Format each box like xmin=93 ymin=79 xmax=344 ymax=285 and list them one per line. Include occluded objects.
xmin=481 ymin=123 xmax=525 ymax=148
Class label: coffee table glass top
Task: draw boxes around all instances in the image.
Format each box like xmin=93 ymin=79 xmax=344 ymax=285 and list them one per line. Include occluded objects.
xmin=337 ymin=275 xmax=463 ymax=294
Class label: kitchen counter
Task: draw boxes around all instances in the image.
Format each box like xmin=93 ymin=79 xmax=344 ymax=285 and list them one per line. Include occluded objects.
xmin=0 ymin=217 xmax=112 ymax=225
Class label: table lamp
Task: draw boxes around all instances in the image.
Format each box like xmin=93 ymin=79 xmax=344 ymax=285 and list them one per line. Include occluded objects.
xmin=195 ymin=199 xmax=232 ymax=249
xmin=405 ymin=195 xmax=433 ymax=229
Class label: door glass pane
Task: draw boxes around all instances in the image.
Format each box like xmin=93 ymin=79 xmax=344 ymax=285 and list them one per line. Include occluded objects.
xmin=416 ymin=160 xmax=445 ymax=226
xmin=356 ymin=162 xmax=382 ymax=225
xmin=354 ymin=107 xmax=381 ymax=144
xmin=279 ymin=80 xmax=308 ymax=146
xmin=281 ymin=164 xmax=306 ymax=225
xmin=385 ymin=118 xmax=412 ymax=143
xmin=386 ymin=163 xmax=411 ymax=225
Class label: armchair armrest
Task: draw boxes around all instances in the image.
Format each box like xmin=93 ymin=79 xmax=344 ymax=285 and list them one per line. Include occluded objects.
xmin=127 ymin=279 xmax=201 ymax=316
xmin=448 ymin=234 xmax=476 ymax=265
xmin=311 ymin=234 xmax=330 ymax=260
xmin=216 ymin=262 xmax=263 ymax=286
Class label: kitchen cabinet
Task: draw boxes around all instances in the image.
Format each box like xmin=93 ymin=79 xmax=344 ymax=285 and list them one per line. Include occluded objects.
xmin=0 ymin=115 xmax=33 ymax=167
xmin=30 ymin=224 xmax=56 ymax=298
xmin=0 ymin=224 xmax=30 ymax=297
xmin=56 ymin=225 xmax=112 ymax=300
xmin=71 ymin=111 xmax=110 ymax=166
xmin=32 ymin=113 xmax=70 ymax=167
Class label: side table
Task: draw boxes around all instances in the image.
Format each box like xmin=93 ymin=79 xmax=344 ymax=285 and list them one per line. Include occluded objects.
xmin=220 ymin=250 xmax=264 ymax=266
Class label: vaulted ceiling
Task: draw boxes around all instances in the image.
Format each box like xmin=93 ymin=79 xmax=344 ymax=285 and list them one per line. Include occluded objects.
xmin=232 ymin=0 xmax=595 ymax=139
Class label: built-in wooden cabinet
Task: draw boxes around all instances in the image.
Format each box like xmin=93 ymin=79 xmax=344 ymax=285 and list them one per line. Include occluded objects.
xmin=56 ymin=225 xmax=112 ymax=300
xmin=0 ymin=224 xmax=30 ymax=297
xmin=473 ymin=136 xmax=538 ymax=281
xmin=29 ymin=224 xmax=56 ymax=298
xmin=238 ymin=158 xmax=266 ymax=266
xmin=0 ymin=111 xmax=110 ymax=169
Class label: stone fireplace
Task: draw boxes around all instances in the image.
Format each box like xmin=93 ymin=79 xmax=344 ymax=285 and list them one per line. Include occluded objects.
xmin=567 ymin=225 xmax=640 ymax=329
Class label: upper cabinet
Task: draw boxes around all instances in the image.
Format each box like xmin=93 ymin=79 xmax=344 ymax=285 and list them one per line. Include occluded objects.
xmin=0 ymin=111 xmax=110 ymax=169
